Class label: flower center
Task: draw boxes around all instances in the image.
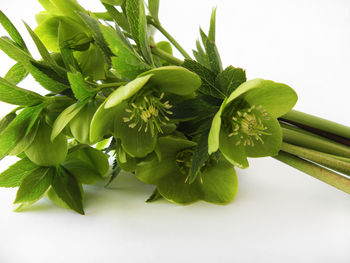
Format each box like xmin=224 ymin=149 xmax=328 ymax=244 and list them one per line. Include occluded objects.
xmin=122 ymin=92 xmax=173 ymax=135
xmin=227 ymin=105 xmax=271 ymax=146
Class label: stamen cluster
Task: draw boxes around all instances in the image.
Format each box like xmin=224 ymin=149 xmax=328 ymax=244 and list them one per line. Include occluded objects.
xmin=123 ymin=92 xmax=173 ymax=135
xmin=227 ymin=105 xmax=271 ymax=146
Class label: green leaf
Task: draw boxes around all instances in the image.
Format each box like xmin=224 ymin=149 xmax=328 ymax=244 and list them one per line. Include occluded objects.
xmin=138 ymin=66 xmax=202 ymax=95
xmin=126 ymin=0 xmax=153 ymax=65
xmin=188 ymin=130 xmax=210 ymax=183
xmin=67 ymin=70 xmax=96 ymax=101
xmin=73 ymin=44 xmax=106 ymax=80
xmin=34 ymin=16 xmax=60 ymax=51
xmin=77 ymin=12 xmax=113 ymax=66
xmin=4 ymin=63 xmax=28 ymax=84
xmin=104 ymin=74 xmax=152 ymax=109
xmin=0 ymin=111 xmax=16 ymax=134
xmin=146 ymin=188 xmax=162 ymax=202
xmin=42 ymin=0 xmax=86 ymax=21
xmin=148 ymin=0 xmax=160 ymax=22
xmin=115 ymin=141 xmax=137 ymax=172
xmin=67 ymin=145 xmax=109 ymax=177
xmin=52 ymin=166 xmax=84 ymax=215
xmin=193 ymin=40 xmax=209 ymax=68
xmin=208 ymin=8 xmax=216 ymax=42
xmin=24 ymin=22 xmax=66 ymax=77
xmin=0 ymin=105 xmax=43 ymax=160
xmin=0 ymin=158 xmax=38 ymax=188
xmin=14 ymin=167 xmax=52 ymax=203
xmin=215 ymin=66 xmax=246 ymax=96
xmin=47 ymin=186 xmax=70 ymax=209
xmin=102 ymin=3 xmax=130 ymax=32
xmin=9 ymin=118 xmax=40 ymax=156
xmin=102 ymin=0 xmax=125 ymax=5
xmin=100 ymin=24 xmax=150 ymax=79
xmin=200 ymin=28 xmax=222 ymax=74
xmin=172 ymin=98 xmax=218 ymax=121
xmin=201 ymin=157 xmax=238 ymax=204
xmin=219 ymin=129 xmax=249 ymax=169
xmin=51 ymin=101 xmax=88 ymax=141
xmin=62 ymin=158 xmax=102 ymax=185
xmin=0 ymin=11 xmax=27 ymax=51
xmin=0 ymin=36 xmax=32 ymax=61
xmin=182 ymin=59 xmax=223 ymax=98
xmin=0 ymin=77 xmax=44 ymax=106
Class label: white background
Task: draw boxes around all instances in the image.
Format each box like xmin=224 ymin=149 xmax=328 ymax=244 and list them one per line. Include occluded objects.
xmin=0 ymin=0 xmax=350 ymax=262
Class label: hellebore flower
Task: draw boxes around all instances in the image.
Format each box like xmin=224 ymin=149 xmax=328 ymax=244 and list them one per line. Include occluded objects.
xmin=90 ymin=66 xmax=201 ymax=158
xmin=208 ymin=79 xmax=297 ymax=168
xmin=136 ymin=136 xmax=238 ymax=204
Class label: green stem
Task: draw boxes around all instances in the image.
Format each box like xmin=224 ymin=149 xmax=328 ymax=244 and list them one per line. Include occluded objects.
xmin=281 ymin=142 xmax=350 ymax=176
xmin=282 ymin=126 xmax=350 ymax=158
xmin=148 ymin=19 xmax=191 ymax=60
xmin=281 ymin=110 xmax=350 ymax=140
xmin=150 ymin=46 xmax=183 ymax=66
xmin=273 ymin=151 xmax=350 ymax=194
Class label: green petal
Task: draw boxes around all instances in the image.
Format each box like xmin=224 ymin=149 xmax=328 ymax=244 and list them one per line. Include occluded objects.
xmin=135 ymin=136 xmax=196 ymax=184
xmin=113 ymin=104 xmax=157 ymax=158
xmin=243 ymin=80 xmax=297 ymax=118
xmin=201 ymin=157 xmax=238 ymax=204
xmin=157 ymin=170 xmax=202 ymax=205
xmin=226 ymin=78 xmax=264 ymax=105
xmin=90 ymin=99 xmax=122 ymax=142
xmin=208 ymin=99 xmax=226 ymax=154
xmin=244 ymin=113 xmax=282 ymax=157
xmin=138 ymin=66 xmax=202 ymax=95
xmin=219 ymin=129 xmax=249 ymax=169
xmin=104 ymin=74 xmax=152 ymax=109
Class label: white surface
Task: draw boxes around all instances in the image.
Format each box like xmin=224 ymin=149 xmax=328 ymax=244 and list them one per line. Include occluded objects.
xmin=0 ymin=0 xmax=350 ymax=262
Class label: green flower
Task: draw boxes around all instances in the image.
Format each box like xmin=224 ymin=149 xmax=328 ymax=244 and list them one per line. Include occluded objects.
xmin=90 ymin=66 xmax=201 ymax=158
xmin=208 ymin=79 xmax=298 ymax=168
xmin=136 ymin=136 xmax=238 ymax=204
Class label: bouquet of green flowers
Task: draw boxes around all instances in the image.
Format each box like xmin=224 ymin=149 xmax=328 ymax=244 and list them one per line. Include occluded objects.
xmin=0 ymin=0 xmax=349 ymax=214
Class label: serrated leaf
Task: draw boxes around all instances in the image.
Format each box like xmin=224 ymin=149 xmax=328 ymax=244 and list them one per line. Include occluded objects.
xmin=0 ymin=77 xmax=44 ymax=106
xmin=200 ymin=29 xmax=222 ymax=74
xmin=52 ymin=166 xmax=85 ymax=215
xmin=0 ymin=157 xmax=38 ymax=188
xmin=102 ymin=3 xmax=130 ymax=32
xmin=67 ymin=70 xmax=96 ymax=101
xmin=0 ymin=11 xmax=27 ymax=51
xmin=77 ymin=12 xmax=113 ymax=66
xmin=51 ymin=101 xmax=88 ymax=141
xmin=193 ymin=40 xmax=209 ymax=68
xmin=188 ymin=130 xmax=210 ymax=183
xmin=73 ymin=44 xmax=106 ymax=80
xmin=215 ymin=66 xmax=246 ymax=96
xmin=100 ymin=24 xmax=150 ymax=79
xmin=172 ymin=98 xmax=218 ymax=121
xmin=0 ymin=105 xmax=43 ymax=159
xmin=182 ymin=59 xmax=223 ymax=98
xmin=126 ymin=0 xmax=153 ymax=65
xmin=4 ymin=63 xmax=28 ymax=84
xmin=0 ymin=36 xmax=32 ymax=61
xmin=24 ymin=22 xmax=66 ymax=78
xmin=14 ymin=167 xmax=52 ymax=203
